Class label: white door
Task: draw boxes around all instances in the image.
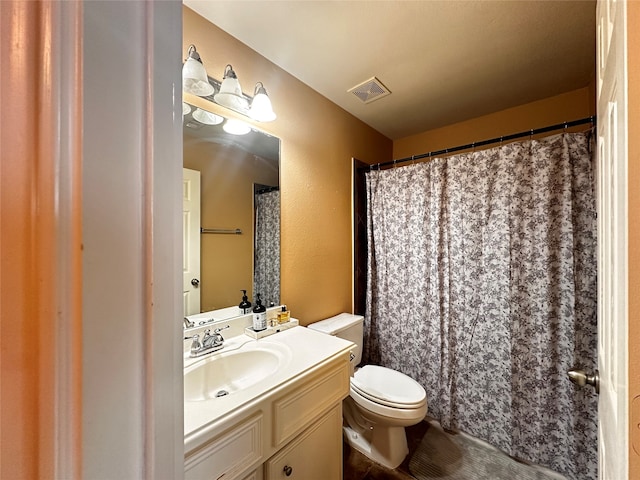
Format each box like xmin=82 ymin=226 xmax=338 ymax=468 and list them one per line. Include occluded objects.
xmin=596 ymin=0 xmax=628 ymax=478
xmin=183 ymin=168 xmax=201 ymax=315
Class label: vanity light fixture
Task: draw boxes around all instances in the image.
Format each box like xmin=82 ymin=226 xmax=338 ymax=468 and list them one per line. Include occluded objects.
xmin=192 ymin=108 xmax=224 ymax=125
xmin=249 ymin=82 xmax=277 ymax=122
xmin=223 ymin=119 xmax=251 ymax=135
xmin=214 ymin=65 xmax=249 ymax=111
xmin=182 ymin=47 xmax=277 ymax=123
xmin=182 ymin=44 xmax=215 ymax=96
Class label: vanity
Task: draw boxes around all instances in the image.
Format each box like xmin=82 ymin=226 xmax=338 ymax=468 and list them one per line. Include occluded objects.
xmin=184 ymin=314 xmax=353 ymax=480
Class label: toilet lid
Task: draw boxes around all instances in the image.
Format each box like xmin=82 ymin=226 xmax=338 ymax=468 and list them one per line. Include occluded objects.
xmin=351 ymin=365 xmax=426 ymax=408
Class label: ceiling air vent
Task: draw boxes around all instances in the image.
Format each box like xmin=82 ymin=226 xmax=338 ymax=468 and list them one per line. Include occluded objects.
xmin=348 ymin=77 xmax=391 ymax=104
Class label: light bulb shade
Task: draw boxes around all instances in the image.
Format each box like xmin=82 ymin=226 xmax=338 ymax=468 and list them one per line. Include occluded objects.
xmin=223 ymin=119 xmax=251 ymax=135
xmin=249 ymin=83 xmax=276 ymax=122
xmin=214 ymin=65 xmax=248 ymax=111
xmin=182 ymin=45 xmax=214 ymax=96
xmin=182 ymin=102 xmax=191 ymax=115
xmin=192 ymin=108 xmax=223 ymax=125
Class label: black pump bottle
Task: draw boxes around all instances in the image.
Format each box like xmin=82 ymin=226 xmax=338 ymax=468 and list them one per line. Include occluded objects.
xmin=239 ymin=289 xmax=252 ymax=314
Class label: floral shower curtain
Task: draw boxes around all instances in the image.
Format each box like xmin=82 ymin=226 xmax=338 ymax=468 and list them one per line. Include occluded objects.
xmin=254 ymin=189 xmax=280 ymax=306
xmin=364 ymin=133 xmax=597 ymax=480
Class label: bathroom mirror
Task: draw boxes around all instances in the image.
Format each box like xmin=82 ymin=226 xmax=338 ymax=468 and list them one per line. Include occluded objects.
xmin=183 ymin=103 xmax=280 ymax=318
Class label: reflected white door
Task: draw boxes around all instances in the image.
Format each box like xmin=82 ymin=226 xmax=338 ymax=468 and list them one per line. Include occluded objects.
xmin=596 ymin=0 xmax=628 ymax=478
xmin=183 ymin=168 xmax=201 ymax=315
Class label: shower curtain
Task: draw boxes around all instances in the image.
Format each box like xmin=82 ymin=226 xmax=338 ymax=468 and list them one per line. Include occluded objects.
xmin=364 ymin=132 xmax=597 ymax=480
xmin=254 ymin=189 xmax=280 ymax=306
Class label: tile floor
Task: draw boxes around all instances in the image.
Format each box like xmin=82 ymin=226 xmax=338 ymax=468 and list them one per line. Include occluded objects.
xmin=343 ymin=420 xmax=430 ymax=480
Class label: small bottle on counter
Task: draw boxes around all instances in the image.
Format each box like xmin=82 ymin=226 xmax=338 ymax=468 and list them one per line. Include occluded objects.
xmin=239 ymin=289 xmax=252 ymax=315
xmin=252 ymin=293 xmax=267 ymax=331
xmin=277 ymin=305 xmax=290 ymax=324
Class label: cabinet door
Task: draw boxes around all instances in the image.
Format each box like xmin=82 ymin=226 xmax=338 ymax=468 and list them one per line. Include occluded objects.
xmin=265 ymin=405 xmax=342 ymax=480
xmin=185 ymin=414 xmax=263 ymax=480
xmin=241 ymin=469 xmax=263 ymax=480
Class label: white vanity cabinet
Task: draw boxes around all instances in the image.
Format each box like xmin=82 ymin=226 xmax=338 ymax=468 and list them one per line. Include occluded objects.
xmin=266 ymin=355 xmax=348 ymax=479
xmin=184 ymin=413 xmax=264 ymax=480
xmin=184 ymin=337 xmax=351 ymax=480
xmin=241 ymin=470 xmax=264 ymax=480
xmin=264 ymin=404 xmax=342 ymax=479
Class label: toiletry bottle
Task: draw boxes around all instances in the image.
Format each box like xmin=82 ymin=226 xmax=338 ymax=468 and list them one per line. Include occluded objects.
xmin=252 ymin=293 xmax=267 ymax=331
xmin=277 ymin=305 xmax=290 ymax=324
xmin=239 ymin=289 xmax=252 ymax=315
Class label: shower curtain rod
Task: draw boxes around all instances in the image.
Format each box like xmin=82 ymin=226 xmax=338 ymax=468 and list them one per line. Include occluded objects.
xmin=372 ymin=116 xmax=597 ymax=170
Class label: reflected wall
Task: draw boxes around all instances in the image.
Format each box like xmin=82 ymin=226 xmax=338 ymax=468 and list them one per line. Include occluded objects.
xmin=184 ymin=130 xmax=278 ymax=311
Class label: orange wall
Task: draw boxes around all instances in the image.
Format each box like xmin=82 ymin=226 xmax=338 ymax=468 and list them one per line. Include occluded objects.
xmin=628 ymin=2 xmax=640 ymax=476
xmin=394 ymin=87 xmax=594 ymax=159
xmin=1 ymin=2 xmax=83 ymax=477
xmin=184 ymin=141 xmax=278 ymax=310
xmin=1 ymin=6 xmax=46 ymax=477
xmin=184 ymin=7 xmax=392 ymax=324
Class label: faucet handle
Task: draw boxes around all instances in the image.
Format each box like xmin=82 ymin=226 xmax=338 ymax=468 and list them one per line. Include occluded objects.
xmin=185 ymin=333 xmax=201 ymax=354
xmin=214 ymin=325 xmax=230 ymax=341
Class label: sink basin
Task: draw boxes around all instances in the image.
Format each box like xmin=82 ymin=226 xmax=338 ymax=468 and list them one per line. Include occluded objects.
xmin=184 ymin=342 xmax=291 ymax=402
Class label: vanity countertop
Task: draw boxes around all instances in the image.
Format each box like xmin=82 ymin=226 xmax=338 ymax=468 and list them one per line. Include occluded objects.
xmin=183 ymin=325 xmax=352 ymax=453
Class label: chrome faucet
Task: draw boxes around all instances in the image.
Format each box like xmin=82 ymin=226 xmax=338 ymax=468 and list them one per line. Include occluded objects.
xmin=185 ymin=325 xmax=230 ymax=357
xmin=183 ymin=317 xmax=195 ymax=329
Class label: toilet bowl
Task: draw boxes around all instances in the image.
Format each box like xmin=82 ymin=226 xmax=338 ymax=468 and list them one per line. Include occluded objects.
xmin=308 ymin=314 xmax=428 ymax=469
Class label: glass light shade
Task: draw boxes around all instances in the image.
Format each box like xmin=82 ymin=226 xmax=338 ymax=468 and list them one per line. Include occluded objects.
xmin=223 ymin=119 xmax=251 ymax=135
xmin=192 ymin=108 xmax=224 ymax=125
xmin=214 ymin=65 xmax=249 ymax=111
xmin=249 ymin=91 xmax=276 ymax=122
xmin=182 ymin=57 xmax=214 ymax=96
xmin=182 ymin=102 xmax=191 ymax=115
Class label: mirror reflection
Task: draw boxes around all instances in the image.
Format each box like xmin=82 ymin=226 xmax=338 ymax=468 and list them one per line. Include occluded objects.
xmin=183 ymin=103 xmax=280 ymax=318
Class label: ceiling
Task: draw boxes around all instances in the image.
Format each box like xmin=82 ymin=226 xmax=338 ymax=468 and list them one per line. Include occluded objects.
xmin=184 ymin=0 xmax=596 ymax=140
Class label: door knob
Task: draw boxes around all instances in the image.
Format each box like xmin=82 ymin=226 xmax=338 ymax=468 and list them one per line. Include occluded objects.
xmin=191 ymin=278 xmax=200 ymax=288
xmin=567 ymin=369 xmax=599 ymax=394
xmin=283 ymin=465 xmax=293 ymax=476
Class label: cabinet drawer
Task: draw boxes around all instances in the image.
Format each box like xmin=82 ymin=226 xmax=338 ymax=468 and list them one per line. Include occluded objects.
xmin=185 ymin=413 xmax=263 ymax=480
xmin=272 ymin=356 xmax=349 ymax=448
xmin=265 ymin=405 xmax=342 ymax=480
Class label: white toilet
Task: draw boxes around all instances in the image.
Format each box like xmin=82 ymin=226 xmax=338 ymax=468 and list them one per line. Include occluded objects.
xmin=308 ymin=313 xmax=427 ymax=469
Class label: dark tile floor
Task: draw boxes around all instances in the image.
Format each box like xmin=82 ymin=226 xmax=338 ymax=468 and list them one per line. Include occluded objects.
xmin=343 ymin=420 xmax=430 ymax=480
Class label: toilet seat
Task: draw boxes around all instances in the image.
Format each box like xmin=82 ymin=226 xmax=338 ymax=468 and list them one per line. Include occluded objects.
xmin=351 ymin=365 xmax=427 ymax=409
xmin=349 ymin=385 xmax=428 ymax=422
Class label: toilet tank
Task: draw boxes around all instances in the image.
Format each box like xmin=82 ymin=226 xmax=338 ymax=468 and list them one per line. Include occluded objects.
xmin=308 ymin=313 xmax=364 ymax=366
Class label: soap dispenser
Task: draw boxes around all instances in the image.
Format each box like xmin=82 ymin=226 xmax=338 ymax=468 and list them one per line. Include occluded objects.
xmin=239 ymin=289 xmax=252 ymax=315
xmin=252 ymin=293 xmax=267 ymax=331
